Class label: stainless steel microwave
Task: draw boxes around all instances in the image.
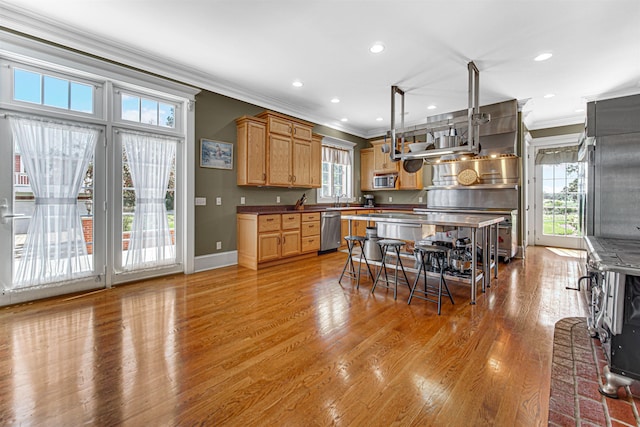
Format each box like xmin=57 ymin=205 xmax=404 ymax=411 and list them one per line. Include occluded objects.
xmin=373 ymin=174 xmax=397 ymax=189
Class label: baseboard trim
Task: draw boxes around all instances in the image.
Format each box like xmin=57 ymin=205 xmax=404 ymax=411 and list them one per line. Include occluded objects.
xmin=194 ymin=251 xmax=238 ymax=272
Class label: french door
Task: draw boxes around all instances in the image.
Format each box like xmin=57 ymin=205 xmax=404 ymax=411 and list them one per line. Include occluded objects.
xmin=0 ymin=114 xmax=107 ymax=305
xmin=0 ymin=114 xmax=182 ymax=305
xmin=534 ymin=160 xmax=583 ymax=249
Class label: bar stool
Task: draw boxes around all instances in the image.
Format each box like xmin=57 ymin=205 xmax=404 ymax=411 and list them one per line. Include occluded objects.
xmin=339 ymin=235 xmax=374 ymax=289
xmin=409 ymin=243 xmax=454 ymax=315
xmin=371 ymin=239 xmax=410 ymax=299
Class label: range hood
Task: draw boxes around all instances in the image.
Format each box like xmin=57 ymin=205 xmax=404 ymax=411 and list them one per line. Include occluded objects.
xmin=385 ymin=62 xmax=519 ymax=162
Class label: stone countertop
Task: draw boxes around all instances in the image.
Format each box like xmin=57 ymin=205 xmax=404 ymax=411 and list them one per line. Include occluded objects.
xmin=236 ymin=204 xmax=421 ymax=215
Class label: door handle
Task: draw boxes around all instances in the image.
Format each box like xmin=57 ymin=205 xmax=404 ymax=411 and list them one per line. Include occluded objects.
xmin=0 ymin=198 xmax=25 ymax=225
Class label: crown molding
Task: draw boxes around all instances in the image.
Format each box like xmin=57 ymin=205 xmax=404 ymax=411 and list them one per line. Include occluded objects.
xmin=0 ymin=2 xmax=368 ymax=138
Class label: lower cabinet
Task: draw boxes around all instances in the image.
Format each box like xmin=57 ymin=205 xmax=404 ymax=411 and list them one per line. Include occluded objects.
xmin=237 ymin=212 xmax=319 ymax=270
xmin=300 ymin=212 xmax=321 ymax=253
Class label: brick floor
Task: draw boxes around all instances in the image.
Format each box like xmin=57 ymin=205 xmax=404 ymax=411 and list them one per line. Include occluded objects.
xmin=548 ymin=317 xmax=640 ymax=427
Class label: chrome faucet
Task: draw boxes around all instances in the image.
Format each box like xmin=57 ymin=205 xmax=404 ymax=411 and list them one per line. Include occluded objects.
xmin=334 ymin=193 xmax=346 ymax=207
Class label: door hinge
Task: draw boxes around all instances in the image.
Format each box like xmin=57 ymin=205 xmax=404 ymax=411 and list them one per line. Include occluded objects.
xmin=103 ymin=201 xmax=107 ymax=211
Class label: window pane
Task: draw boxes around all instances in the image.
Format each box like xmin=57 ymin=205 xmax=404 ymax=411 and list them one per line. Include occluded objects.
xmin=70 ymin=82 xmax=94 ymax=113
xmin=159 ymin=103 xmax=175 ymax=128
xmin=13 ymin=68 xmax=41 ymax=104
xmin=141 ymin=98 xmax=158 ymax=125
xmin=122 ymin=94 xmax=140 ymax=122
xmin=43 ymin=75 xmax=69 ymax=109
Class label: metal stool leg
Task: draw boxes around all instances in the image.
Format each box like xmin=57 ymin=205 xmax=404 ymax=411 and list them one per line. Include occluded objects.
xmin=338 ymin=239 xmax=355 ymax=284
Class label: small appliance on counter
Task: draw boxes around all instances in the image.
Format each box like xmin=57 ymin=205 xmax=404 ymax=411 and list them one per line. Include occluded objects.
xmin=363 ymin=194 xmax=375 ymax=207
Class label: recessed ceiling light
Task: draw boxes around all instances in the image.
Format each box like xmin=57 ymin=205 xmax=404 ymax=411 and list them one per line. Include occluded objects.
xmin=375 ymin=117 xmax=383 ymax=122
xmin=340 ymin=118 xmax=348 ymax=122
xmin=369 ymin=43 xmax=385 ymax=54
xmin=331 ymin=98 xmax=340 ymax=103
xmin=292 ymin=80 xmax=303 ymax=87
xmin=575 ymin=108 xmax=585 ymax=113
xmin=534 ymin=53 xmax=553 ymax=61
xmin=427 ymin=105 xmax=437 ymax=110
xmin=544 ymin=93 xmax=555 ymax=98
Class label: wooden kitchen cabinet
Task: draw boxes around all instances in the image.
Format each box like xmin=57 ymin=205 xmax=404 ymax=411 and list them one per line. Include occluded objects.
xmin=293 ymin=138 xmax=311 ymax=187
xmin=238 ymin=212 xmax=315 ymax=270
xmin=236 ymin=116 xmax=267 ymax=185
xmin=256 ymin=110 xmax=315 ymax=188
xmin=310 ymin=134 xmax=322 ymax=188
xmin=360 ymin=148 xmax=375 ymax=191
xmin=397 ymin=146 xmax=424 ymax=190
xmin=267 ymin=133 xmax=293 ymax=186
xmin=300 ymin=212 xmax=320 ymax=253
xmin=371 ymin=140 xmax=399 ymax=174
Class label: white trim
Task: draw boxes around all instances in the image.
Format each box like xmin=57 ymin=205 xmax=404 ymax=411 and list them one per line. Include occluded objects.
xmin=320 ymin=136 xmax=357 ymax=149
xmin=527 ymin=133 xmax=583 ymax=250
xmin=194 ymin=251 xmax=238 ymax=272
xmin=0 ymin=7 xmax=367 ymax=137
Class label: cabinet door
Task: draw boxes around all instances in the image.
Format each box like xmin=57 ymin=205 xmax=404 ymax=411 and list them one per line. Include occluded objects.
xmin=371 ymin=141 xmax=398 ymax=173
xmin=281 ymin=230 xmax=300 ymax=257
xmin=310 ymin=136 xmax=322 ymax=188
xmin=258 ymin=232 xmax=281 ymax=262
xmin=397 ymin=148 xmax=423 ymax=190
xmin=293 ymin=139 xmax=311 ymax=187
xmin=268 ymin=134 xmax=292 ymax=186
xmin=246 ymin=121 xmax=266 ymax=185
xmin=236 ymin=117 xmax=266 ymax=186
xmin=360 ymin=149 xmax=374 ymax=191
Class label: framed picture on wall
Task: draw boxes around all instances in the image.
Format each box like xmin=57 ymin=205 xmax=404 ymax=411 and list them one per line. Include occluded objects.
xmin=200 ymin=139 xmax=233 ymax=170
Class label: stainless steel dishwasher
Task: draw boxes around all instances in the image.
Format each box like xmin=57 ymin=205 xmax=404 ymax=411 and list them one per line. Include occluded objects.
xmin=320 ymin=211 xmax=342 ymax=252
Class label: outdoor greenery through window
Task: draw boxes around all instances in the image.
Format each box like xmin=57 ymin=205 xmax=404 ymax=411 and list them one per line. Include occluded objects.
xmin=121 ymin=92 xmax=175 ymax=128
xmin=320 ymin=145 xmax=353 ymax=203
xmin=542 ymin=162 xmax=581 ymax=236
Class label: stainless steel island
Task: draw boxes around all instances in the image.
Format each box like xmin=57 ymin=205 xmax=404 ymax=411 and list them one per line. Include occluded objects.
xmin=342 ymin=212 xmax=504 ymax=304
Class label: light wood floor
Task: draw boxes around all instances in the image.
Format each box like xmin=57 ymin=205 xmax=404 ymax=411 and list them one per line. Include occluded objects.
xmin=0 ymin=246 xmax=588 ymax=426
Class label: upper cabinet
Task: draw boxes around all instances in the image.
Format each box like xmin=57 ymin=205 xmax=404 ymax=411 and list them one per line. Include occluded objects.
xmin=236 ymin=111 xmax=320 ymax=188
xmin=361 ymin=139 xmax=423 ymax=191
xmin=371 ymin=140 xmax=398 ymax=173
xmin=360 ymin=148 xmax=375 ymax=191
xmin=236 ymin=116 xmax=267 ymax=186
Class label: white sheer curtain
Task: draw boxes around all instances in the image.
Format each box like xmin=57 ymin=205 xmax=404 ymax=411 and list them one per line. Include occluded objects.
xmin=122 ymin=132 xmax=176 ymax=270
xmin=9 ymin=117 xmax=98 ymax=289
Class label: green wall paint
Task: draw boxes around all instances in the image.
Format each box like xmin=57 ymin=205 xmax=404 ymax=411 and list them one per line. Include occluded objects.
xmin=194 ymin=90 xmax=380 ymax=257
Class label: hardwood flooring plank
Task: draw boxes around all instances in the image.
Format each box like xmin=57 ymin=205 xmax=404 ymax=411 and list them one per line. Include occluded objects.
xmin=0 ymin=247 xmax=589 ymax=426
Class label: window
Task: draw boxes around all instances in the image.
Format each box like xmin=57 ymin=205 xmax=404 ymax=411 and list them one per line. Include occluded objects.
xmin=12 ymin=67 xmax=95 ymax=114
xmin=319 ymin=142 xmax=354 ymax=203
xmin=118 ymin=91 xmax=176 ymax=129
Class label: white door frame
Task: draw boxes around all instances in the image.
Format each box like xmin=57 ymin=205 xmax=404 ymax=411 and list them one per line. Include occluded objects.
xmin=527 ymin=133 xmax=582 ymax=249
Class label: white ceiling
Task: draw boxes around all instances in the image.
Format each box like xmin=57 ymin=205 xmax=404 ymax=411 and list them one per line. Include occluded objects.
xmin=2 ymin=0 xmax=640 ymax=138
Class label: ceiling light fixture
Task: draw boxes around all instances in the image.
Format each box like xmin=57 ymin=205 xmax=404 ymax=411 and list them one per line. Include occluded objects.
xmin=375 ymin=117 xmax=383 ymax=122
xmin=331 ymin=98 xmax=340 ymax=103
xmin=292 ymin=80 xmax=303 ymax=87
xmin=340 ymin=118 xmax=348 ymax=122
xmin=534 ymin=53 xmax=553 ymax=61
xmin=369 ymin=43 xmax=385 ymax=54
xmin=427 ymin=105 xmax=437 ymax=110
xmin=544 ymin=93 xmax=555 ymax=98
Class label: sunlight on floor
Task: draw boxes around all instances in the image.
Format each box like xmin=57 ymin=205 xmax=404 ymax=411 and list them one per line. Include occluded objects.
xmin=545 ymin=247 xmax=585 ymax=258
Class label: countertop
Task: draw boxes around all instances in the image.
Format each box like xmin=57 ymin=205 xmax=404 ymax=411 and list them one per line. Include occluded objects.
xmin=236 ymin=204 xmax=419 ymax=215
xmin=342 ymin=212 xmax=505 ymax=228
